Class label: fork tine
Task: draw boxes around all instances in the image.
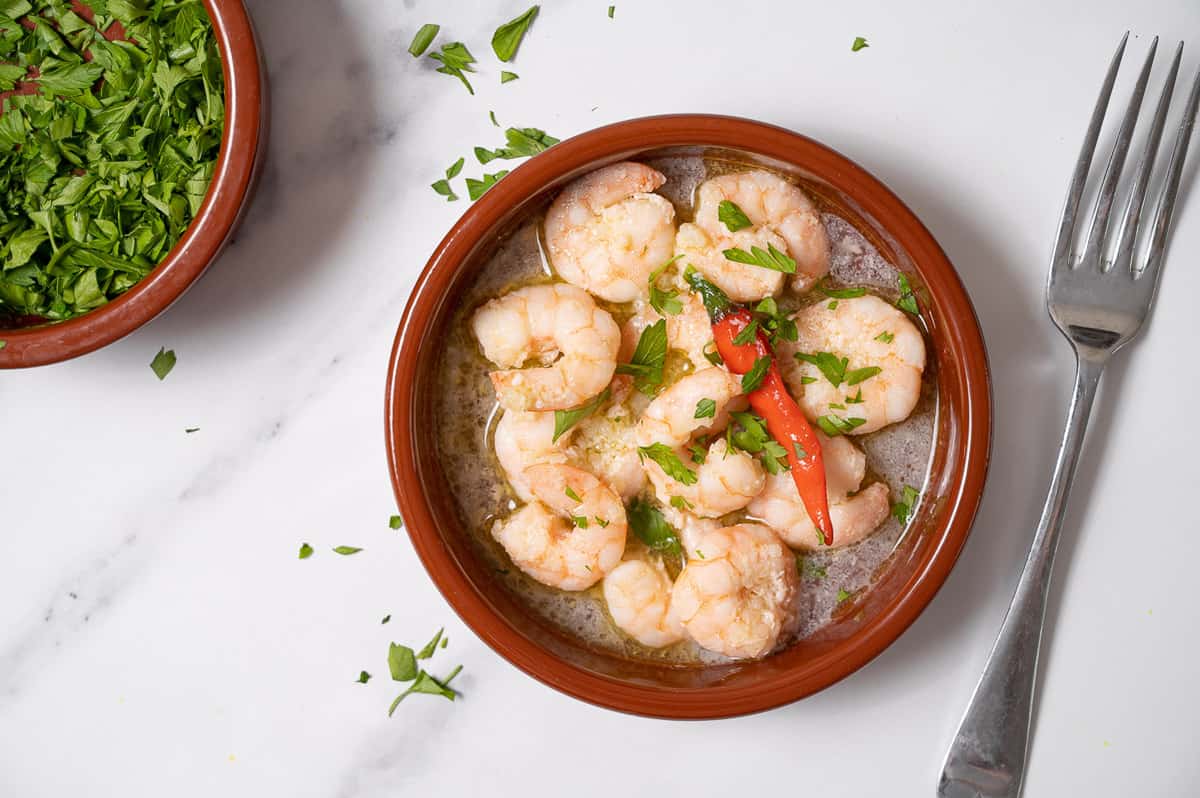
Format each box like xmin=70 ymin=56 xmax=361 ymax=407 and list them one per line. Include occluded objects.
xmin=1113 ymin=42 xmax=1182 ymax=275
xmin=1052 ymin=32 xmax=1129 ymax=270
xmin=1082 ymin=37 xmax=1158 ymax=268
xmin=1141 ymin=62 xmax=1200 ymax=288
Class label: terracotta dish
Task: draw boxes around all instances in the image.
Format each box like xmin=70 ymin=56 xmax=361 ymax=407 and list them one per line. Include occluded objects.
xmin=385 ymin=115 xmax=991 ymax=718
xmin=0 ymin=0 xmax=267 ymax=369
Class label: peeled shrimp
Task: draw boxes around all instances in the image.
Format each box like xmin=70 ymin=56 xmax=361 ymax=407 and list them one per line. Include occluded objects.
xmin=620 ymin=292 xmax=715 ymax=371
xmin=635 ymin=368 xmax=764 ymax=517
xmin=675 ymin=170 xmax=830 ymax=302
xmin=491 ymin=464 xmax=627 ymax=591
xmin=602 ymin=558 xmax=684 ymax=648
xmin=570 ymin=381 xmax=645 ymax=500
xmin=670 ymin=523 xmax=799 ymax=659
xmin=779 ymin=294 xmax=925 ymax=434
xmin=544 ymin=162 xmax=677 ymax=302
xmin=748 ymin=432 xmax=891 ymax=550
xmin=472 ymin=283 xmax=620 ymax=411
xmin=494 ymin=410 xmax=570 ymax=502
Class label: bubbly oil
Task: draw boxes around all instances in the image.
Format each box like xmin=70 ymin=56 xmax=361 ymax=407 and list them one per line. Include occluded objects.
xmin=434 ymin=156 xmax=937 ymax=666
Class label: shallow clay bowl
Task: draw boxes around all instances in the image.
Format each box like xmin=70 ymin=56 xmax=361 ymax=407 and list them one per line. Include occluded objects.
xmin=0 ymin=0 xmax=267 ymax=369
xmin=385 ymin=114 xmax=991 ymax=719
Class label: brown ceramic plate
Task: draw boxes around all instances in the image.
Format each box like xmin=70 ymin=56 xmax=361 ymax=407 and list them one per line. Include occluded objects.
xmin=0 ymin=0 xmax=267 ymax=369
xmin=385 ymin=114 xmax=991 ymax=719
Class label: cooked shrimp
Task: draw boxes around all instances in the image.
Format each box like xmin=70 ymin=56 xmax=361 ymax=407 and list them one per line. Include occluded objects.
xmin=544 ymin=162 xmax=677 ymax=303
xmin=602 ymin=558 xmax=684 ymax=648
xmin=491 ymin=464 xmax=627 ymax=591
xmin=675 ymin=170 xmax=830 ymax=302
xmin=659 ymin=501 xmax=722 ymax=560
xmin=778 ymin=294 xmax=925 ymax=434
xmin=634 ymin=367 xmax=763 ymax=516
xmin=620 ymin=292 xmax=715 ymax=372
xmin=670 ymin=523 xmax=799 ymax=659
xmin=493 ymin=410 xmax=570 ymax=502
xmin=748 ymin=432 xmax=891 ymax=550
xmin=472 ymin=283 xmax=620 ymax=411
xmin=570 ymin=384 xmax=645 ymax=501
xmin=646 ymin=436 xmax=765 ymax=518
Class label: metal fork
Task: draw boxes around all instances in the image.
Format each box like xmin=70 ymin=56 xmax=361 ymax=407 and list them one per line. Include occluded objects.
xmin=937 ymin=33 xmax=1200 ymax=798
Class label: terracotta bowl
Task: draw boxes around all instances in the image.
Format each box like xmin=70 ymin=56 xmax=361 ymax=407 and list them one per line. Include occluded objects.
xmin=385 ymin=114 xmax=991 ymax=718
xmin=0 ymin=0 xmax=267 ymax=369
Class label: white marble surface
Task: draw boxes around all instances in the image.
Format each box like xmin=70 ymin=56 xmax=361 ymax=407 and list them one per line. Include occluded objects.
xmin=3 ymin=0 xmax=1200 ymax=795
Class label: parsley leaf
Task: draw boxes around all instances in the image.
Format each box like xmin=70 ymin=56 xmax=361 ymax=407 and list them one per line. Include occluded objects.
xmin=417 ymin=628 xmax=444 ymax=659
xmin=298 ymin=543 xmax=313 ymax=560
xmin=670 ymin=495 xmax=693 ymax=511
xmin=628 ymin=498 xmax=681 ymax=554
xmin=431 ymin=179 xmax=459 ymax=201
xmin=500 ymin=70 xmax=519 ymax=83
xmin=492 ymin=6 xmax=539 ymax=62
xmin=357 ymin=671 xmax=372 ymax=684
xmin=608 ymin=5 xmax=615 ymax=18
xmin=717 ymin=200 xmax=753 ymax=232
xmin=388 ymin=670 xmax=458 ymax=715
xmin=564 ymin=486 xmax=582 ymax=502
xmin=875 ymin=331 xmax=895 ymax=343
xmin=819 ymin=280 xmax=867 ymax=299
xmin=851 ymin=36 xmax=869 ymax=52
xmin=815 ymin=415 xmax=867 ymax=436
xmin=741 ymin=355 xmax=772 ymax=392
xmin=150 ymin=348 xmax=177 ymax=380
xmin=408 ymin=24 xmax=440 ymax=57
xmin=446 ymin=157 xmax=465 ymax=179
xmin=333 ymin=546 xmax=363 ymax=556
xmin=896 ymin=273 xmax=919 ymax=315
xmin=552 ymin=387 xmax=611 ymax=442
xmin=845 ymin=366 xmax=882 ymax=385
xmin=837 ymin=588 xmax=854 ymax=603
xmin=389 ymin=515 xmax=404 ymax=529
xmin=572 ymin=515 xmax=589 ymax=528
xmin=638 ymin=443 xmax=698 ymax=485
xmin=794 ymin=351 xmax=848 ymax=386
xmin=891 ymin=485 xmax=920 ymax=525
xmin=648 ymin=255 xmax=684 ymax=316
xmin=616 ymin=319 xmax=667 ymax=394
xmin=381 ymin=615 xmax=391 ymax=624
xmin=723 ymin=244 xmax=796 ymax=274
xmin=694 ymin=398 xmax=716 ymax=419
xmin=466 ymin=170 xmax=509 ymax=200
xmin=429 ymin=41 xmax=477 ymax=94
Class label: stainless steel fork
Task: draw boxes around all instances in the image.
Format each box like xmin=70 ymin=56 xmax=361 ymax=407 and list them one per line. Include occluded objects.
xmin=938 ymin=34 xmax=1200 ymax=798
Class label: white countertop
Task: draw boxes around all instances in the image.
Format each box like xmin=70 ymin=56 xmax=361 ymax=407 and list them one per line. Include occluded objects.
xmin=3 ymin=0 xmax=1199 ymax=795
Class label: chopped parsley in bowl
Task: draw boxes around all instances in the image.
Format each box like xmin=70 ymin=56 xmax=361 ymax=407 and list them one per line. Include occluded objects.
xmin=0 ymin=0 xmax=225 ymax=324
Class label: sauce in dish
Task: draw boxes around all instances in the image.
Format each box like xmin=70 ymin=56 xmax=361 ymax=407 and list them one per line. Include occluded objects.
xmin=435 ymin=154 xmax=935 ymax=665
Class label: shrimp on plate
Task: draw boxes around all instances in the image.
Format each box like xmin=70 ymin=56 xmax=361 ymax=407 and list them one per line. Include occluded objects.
xmin=748 ymin=431 xmax=891 ymax=551
xmin=675 ymin=170 xmax=830 ymax=302
xmin=670 ymin=523 xmax=799 ymax=659
xmin=602 ymin=557 xmax=684 ymax=648
xmin=543 ymin=162 xmax=677 ymax=303
xmin=621 ymin=291 xmax=716 ymax=372
xmin=635 ymin=368 xmax=765 ymax=517
xmin=472 ymin=283 xmax=620 ymax=411
xmin=778 ymin=294 xmax=925 ymax=435
xmin=491 ymin=464 xmax=627 ymax=591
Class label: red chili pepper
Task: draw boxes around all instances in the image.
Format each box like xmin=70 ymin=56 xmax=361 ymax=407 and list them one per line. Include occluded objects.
xmin=685 ymin=270 xmax=834 ymax=544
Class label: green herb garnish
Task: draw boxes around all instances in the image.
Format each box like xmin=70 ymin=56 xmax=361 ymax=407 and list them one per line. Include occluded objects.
xmin=417 ymin=628 xmax=444 ymax=659
xmin=875 ymin=331 xmax=894 ymax=343
xmin=815 ymin=415 xmax=867 ymax=436
xmin=845 ymin=366 xmax=882 ymax=385
xmin=896 ymin=273 xmax=919 ymax=315
xmin=794 ymin=351 xmax=848 ymax=386
xmin=0 ymin=1 xmax=225 ymax=323
xmin=429 ymin=41 xmax=477 ymax=94
xmin=185 ymin=427 xmax=199 ymax=434
xmin=837 ymin=588 xmax=854 ymax=603
xmin=648 ymin=255 xmax=683 ymax=316
xmin=627 ymin=498 xmax=681 ymax=554
xmin=820 ymin=280 xmax=866 ymax=299
xmin=332 ymin=546 xmax=363 ymax=556
xmin=552 ymin=386 xmax=610 ymax=442
xmin=388 ymin=670 xmax=458 ymax=715
xmin=752 ymin=296 xmax=798 ymax=343
xmin=717 ymin=200 xmax=753 ymax=232
xmin=851 ymin=36 xmax=869 ymax=52
xmin=408 ymin=24 xmax=440 ymax=57
xmin=741 ymin=355 xmax=771 ymax=392
xmin=298 ymin=543 xmax=313 ymax=560
xmin=694 ymin=398 xmax=716 ymax=419
xmin=722 ymin=244 xmax=797 ymax=274
xmin=150 ymin=348 xmax=177 ymax=381
xmin=564 ymin=485 xmax=582 ymax=502
xmin=891 ymin=485 xmax=920 ymax=525
xmin=638 ymin=443 xmax=698 ymax=485
xmin=446 ymin=157 xmax=465 ymax=179
xmin=431 ymin=179 xmax=459 ymax=201
xmin=616 ymin=319 xmax=667 ymax=394
xmin=732 ymin=319 xmax=759 ymax=345
xmin=500 ymin=70 xmax=519 ymax=83
xmin=670 ymin=495 xmax=693 ymax=511
xmin=608 ymin=5 xmax=615 ymax=18
xmin=492 ymin=6 xmax=539 ymax=62
xmin=801 ymin=376 xmax=817 ymax=384
xmin=389 ymin=515 xmax=404 ymax=529
xmin=357 ymin=671 xmax=372 ymax=684
xmin=381 ymin=615 xmax=391 ymax=624
xmin=572 ymin=515 xmax=589 ymax=528
xmin=466 ymin=170 xmax=509 ymax=200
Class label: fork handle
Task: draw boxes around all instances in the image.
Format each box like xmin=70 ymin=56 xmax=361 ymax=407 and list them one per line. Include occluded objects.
xmin=938 ymin=354 xmax=1105 ymax=798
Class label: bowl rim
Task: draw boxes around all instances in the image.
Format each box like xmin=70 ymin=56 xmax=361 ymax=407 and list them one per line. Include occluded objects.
xmin=385 ymin=113 xmax=992 ymax=719
xmin=0 ymin=0 xmax=265 ymax=369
